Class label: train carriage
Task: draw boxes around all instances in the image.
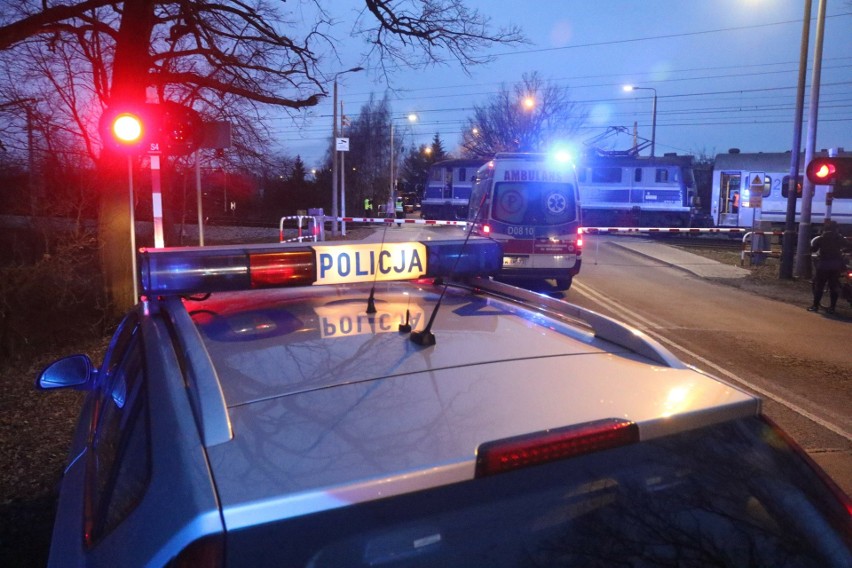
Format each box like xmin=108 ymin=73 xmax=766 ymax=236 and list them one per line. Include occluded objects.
xmin=711 ymin=150 xmax=852 ymax=230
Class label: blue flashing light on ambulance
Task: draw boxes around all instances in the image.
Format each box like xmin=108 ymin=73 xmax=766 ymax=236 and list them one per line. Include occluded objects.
xmin=468 ymin=152 xmax=583 ymax=290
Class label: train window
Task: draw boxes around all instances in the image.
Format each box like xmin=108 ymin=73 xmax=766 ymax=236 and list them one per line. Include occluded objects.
xmin=431 ymin=168 xmax=442 ymax=181
xmin=577 ymin=168 xmax=587 ymax=183
xmin=592 ymin=167 xmax=622 ymax=183
xmin=634 ymin=168 xmax=642 ymax=182
xmin=655 ymin=168 xmax=670 ymax=183
xmin=762 ymin=175 xmax=772 ymax=197
xmin=459 ymin=168 xmax=467 ymax=182
xmin=781 ymin=175 xmax=803 ymax=199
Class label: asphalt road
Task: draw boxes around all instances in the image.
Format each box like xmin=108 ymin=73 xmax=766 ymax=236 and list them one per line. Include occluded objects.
xmin=352 ymin=223 xmax=852 ymax=495
xmin=564 ymin=235 xmax=852 ymax=496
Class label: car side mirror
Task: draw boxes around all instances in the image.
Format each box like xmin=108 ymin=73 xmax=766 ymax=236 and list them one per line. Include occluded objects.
xmin=37 ymin=354 xmax=97 ymax=391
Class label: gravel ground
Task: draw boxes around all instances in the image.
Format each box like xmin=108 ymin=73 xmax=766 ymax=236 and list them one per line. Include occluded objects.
xmin=0 ymin=228 xmax=835 ymax=568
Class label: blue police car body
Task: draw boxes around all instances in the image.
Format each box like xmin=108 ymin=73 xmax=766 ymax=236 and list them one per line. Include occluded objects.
xmin=38 ymin=237 xmax=852 ymax=567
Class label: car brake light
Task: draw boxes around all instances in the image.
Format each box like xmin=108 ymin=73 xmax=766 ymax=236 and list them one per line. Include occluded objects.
xmin=482 ymin=224 xmax=491 ymax=234
xmin=475 ymin=418 xmax=638 ymax=478
xmin=576 ymin=228 xmax=584 ymax=249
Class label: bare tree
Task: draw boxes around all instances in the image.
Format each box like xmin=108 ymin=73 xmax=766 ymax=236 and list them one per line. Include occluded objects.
xmin=0 ymin=0 xmax=524 ymax=312
xmin=460 ymin=72 xmax=587 ymax=158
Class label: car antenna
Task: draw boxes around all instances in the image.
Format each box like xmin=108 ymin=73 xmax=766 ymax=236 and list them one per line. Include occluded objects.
xmin=366 ymin=207 xmax=395 ymax=314
xmin=399 ymin=292 xmax=413 ymax=332
xmin=410 ymin=192 xmax=488 ymax=346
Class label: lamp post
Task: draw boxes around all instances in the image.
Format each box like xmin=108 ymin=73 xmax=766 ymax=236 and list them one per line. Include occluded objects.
xmin=389 ymin=113 xmax=418 ymax=214
xmin=623 ymin=85 xmax=657 ymax=157
xmin=331 ymin=66 xmax=363 ymax=236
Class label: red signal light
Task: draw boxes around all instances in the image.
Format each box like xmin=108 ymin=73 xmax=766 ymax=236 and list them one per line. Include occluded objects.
xmin=805 ymin=157 xmax=852 ymax=198
xmin=813 ymin=162 xmax=836 ymax=181
xmin=111 ymin=113 xmax=144 ymax=144
xmin=100 ymin=101 xmax=202 ymax=155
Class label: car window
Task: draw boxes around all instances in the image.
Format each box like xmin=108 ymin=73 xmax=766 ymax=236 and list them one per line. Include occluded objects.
xmin=229 ymin=417 xmax=851 ymax=567
xmin=87 ymin=325 xmax=151 ymax=545
xmin=100 ymin=313 xmax=139 ymax=385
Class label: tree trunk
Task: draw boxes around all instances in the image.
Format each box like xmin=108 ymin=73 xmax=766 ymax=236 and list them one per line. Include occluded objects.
xmin=98 ymin=0 xmax=155 ymax=315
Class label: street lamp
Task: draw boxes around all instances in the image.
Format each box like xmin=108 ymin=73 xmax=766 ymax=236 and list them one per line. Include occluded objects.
xmin=623 ymin=85 xmax=657 ymax=157
xmin=331 ymin=66 xmax=364 ymax=236
xmin=389 ymin=113 xmax=418 ymax=214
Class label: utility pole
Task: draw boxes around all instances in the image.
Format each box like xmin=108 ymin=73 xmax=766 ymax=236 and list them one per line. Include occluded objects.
xmin=779 ymin=0 xmax=812 ymax=280
xmin=794 ymin=0 xmax=827 ymax=279
xmin=331 ymin=78 xmax=339 ymax=236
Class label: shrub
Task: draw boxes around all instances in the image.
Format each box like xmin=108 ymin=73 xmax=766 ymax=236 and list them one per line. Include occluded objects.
xmin=0 ymin=232 xmax=109 ymax=365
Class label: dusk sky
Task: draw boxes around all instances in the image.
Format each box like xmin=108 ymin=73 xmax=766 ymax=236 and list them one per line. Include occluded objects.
xmin=272 ymin=1 xmax=852 ymax=168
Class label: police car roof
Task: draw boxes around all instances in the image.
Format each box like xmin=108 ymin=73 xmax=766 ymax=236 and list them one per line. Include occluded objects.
xmin=169 ymin=250 xmax=758 ymax=531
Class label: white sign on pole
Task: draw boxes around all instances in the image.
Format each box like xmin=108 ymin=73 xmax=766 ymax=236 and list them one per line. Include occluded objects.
xmin=336 ymin=137 xmax=350 ymax=152
xmin=745 ymin=171 xmax=765 ymax=208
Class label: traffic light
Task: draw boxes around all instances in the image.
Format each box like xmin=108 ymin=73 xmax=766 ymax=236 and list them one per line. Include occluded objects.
xmin=159 ymin=101 xmax=202 ymax=155
xmin=100 ymin=104 xmax=156 ymax=153
xmin=100 ymin=102 xmax=202 ymax=155
xmin=806 ymin=156 xmax=852 ymax=198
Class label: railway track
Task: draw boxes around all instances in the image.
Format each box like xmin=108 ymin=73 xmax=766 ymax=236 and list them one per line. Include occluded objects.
xmin=638 ymin=233 xmax=745 ymax=251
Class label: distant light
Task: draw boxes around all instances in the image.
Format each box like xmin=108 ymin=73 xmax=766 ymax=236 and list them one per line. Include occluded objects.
xmin=522 ymin=97 xmax=535 ymax=110
xmin=407 ymin=113 xmax=418 ymax=122
xmin=472 ymin=127 xmax=479 ymax=135
xmin=623 ymin=85 xmax=635 ymax=92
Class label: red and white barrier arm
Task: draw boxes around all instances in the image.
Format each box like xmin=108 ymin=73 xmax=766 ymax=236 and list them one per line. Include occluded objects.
xmin=338 ymin=217 xmax=470 ymax=226
xmin=579 ymin=227 xmax=786 ymax=235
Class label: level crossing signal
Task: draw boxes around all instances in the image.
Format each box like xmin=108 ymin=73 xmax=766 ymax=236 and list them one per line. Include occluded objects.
xmin=806 ymin=157 xmax=852 ymax=198
xmin=100 ymin=101 xmax=202 ymax=155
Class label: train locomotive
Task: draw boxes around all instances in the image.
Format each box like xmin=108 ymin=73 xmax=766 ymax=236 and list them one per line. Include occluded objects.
xmin=575 ymin=154 xmax=701 ymax=227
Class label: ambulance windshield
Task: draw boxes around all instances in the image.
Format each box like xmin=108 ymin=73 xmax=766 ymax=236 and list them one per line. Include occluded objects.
xmin=491 ymin=181 xmax=577 ymax=226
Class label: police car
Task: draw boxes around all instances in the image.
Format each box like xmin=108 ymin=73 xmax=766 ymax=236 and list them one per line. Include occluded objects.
xmin=38 ymin=235 xmax=851 ymax=567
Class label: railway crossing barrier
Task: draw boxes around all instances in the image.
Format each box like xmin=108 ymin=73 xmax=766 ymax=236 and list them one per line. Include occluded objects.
xmin=279 ymin=214 xmax=323 ymax=243
xmin=740 ymin=230 xmax=785 ymax=266
xmin=279 ymin=217 xmax=789 ymax=250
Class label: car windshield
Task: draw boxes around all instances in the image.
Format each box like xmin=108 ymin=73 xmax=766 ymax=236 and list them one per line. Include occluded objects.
xmin=231 ymin=417 xmax=851 ymax=567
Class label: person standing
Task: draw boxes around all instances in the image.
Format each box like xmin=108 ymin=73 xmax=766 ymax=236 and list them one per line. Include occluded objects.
xmin=808 ymin=221 xmax=850 ymax=314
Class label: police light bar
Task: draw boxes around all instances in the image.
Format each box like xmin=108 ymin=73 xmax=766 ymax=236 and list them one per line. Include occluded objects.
xmin=139 ymin=239 xmax=502 ymax=296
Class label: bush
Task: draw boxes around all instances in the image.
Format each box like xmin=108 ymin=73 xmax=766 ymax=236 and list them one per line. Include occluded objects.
xmin=0 ymin=233 xmax=109 ymax=365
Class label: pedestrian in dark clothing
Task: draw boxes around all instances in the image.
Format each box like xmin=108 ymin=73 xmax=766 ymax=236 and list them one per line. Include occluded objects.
xmin=808 ymin=221 xmax=850 ymax=314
